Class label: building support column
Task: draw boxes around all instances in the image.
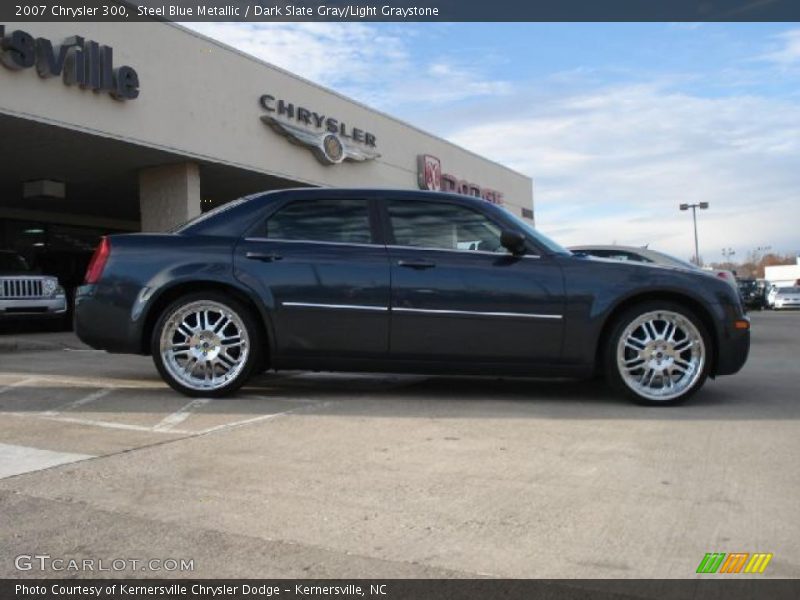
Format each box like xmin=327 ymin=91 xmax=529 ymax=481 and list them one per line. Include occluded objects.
xmin=138 ymin=163 xmax=201 ymax=232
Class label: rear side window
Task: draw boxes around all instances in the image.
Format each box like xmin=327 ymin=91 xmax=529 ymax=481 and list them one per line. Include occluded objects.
xmin=265 ymin=199 xmax=372 ymax=244
xmin=387 ymin=200 xmax=504 ymax=253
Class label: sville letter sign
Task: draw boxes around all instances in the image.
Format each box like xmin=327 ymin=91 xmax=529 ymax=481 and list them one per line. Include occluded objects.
xmin=0 ymin=25 xmax=140 ymax=100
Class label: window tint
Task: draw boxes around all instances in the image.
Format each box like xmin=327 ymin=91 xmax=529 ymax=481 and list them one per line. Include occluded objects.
xmin=266 ymin=199 xmax=372 ymax=244
xmin=388 ymin=200 xmax=504 ymax=253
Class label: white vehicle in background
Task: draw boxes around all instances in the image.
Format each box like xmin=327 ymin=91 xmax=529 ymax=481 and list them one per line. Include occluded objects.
xmin=0 ymin=250 xmax=67 ymax=320
xmin=568 ymin=245 xmax=740 ymax=291
xmin=773 ymin=286 xmax=800 ymax=310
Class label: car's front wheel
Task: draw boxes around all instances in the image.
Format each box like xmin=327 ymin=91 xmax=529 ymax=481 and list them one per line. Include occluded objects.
xmin=151 ymin=292 xmax=262 ymax=397
xmin=605 ymin=302 xmax=711 ymax=405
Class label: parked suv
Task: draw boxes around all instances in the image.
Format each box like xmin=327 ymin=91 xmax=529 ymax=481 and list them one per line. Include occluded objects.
xmin=0 ymin=250 xmax=67 ymax=320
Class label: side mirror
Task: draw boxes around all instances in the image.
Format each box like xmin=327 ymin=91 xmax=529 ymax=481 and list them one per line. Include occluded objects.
xmin=500 ymin=230 xmax=526 ymax=256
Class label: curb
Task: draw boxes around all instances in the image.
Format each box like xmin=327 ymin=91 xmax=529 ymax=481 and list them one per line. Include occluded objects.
xmin=0 ymin=338 xmax=87 ymax=354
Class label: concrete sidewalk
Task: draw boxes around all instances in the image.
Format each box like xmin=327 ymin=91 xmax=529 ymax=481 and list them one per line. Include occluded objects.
xmin=0 ymin=331 xmax=88 ymax=354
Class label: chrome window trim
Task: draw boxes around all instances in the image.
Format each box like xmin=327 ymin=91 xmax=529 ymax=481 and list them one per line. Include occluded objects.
xmin=244 ymin=238 xmax=541 ymax=258
xmin=245 ymin=237 xmax=380 ymax=249
xmin=392 ymin=307 xmax=562 ymax=320
xmin=386 ymin=244 xmax=541 ymax=259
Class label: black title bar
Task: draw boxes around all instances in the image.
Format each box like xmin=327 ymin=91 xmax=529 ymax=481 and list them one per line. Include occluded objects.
xmin=3 ymin=0 xmax=800 ymax=22
xmin=4 ymin=579 xmax=800 ymax=600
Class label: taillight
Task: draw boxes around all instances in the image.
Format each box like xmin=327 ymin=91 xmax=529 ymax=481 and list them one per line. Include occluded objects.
xmin=717 ymin=272 xmax=729 ymax=280
xmin=84 ymin=237 xmax=111 ymax=284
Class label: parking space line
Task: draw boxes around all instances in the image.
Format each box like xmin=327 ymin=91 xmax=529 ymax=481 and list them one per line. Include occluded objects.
xmin=27 ymin=414 xmax=193 ymax=435
xmin=0 ymin=442 xmax=94 ymax=479
xmin=194 ymin=400 xmax=331 ymax=435
xmin=40 ymin=388 xmax=115 ymax=416
xmin=0 ymin=376 xmax=40 ymax=395
xmin=152 ymin=398 xmax=211 ymax=432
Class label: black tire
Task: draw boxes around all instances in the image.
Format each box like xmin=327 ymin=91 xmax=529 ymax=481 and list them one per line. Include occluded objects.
xmin=604 ymin=301 xmax=712 ymax=406
xmin=151 ymin=292 xmax=264 ymax=397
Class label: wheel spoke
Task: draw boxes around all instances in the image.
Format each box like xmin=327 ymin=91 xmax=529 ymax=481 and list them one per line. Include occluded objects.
xmin=161 ymin=300 xmax=251 ymax=391
xmin=616 ymin=309 xmax=705 ymax=402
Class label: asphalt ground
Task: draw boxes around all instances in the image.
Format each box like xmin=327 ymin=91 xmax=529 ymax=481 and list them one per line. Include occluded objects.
xmin=0 ymin=310 xmax=798 ymax=581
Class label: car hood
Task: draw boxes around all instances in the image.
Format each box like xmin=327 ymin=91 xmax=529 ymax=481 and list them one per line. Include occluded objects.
xmin=573 ymin=254 xmax=739 ymax=300
xmin=578 ymin=254 xmax=699 ymax=275
xmin=0 ymin=271 xmax=44 ymax=277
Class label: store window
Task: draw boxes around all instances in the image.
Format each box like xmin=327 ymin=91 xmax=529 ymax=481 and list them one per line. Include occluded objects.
xmin=0 ymin=219 xmax=120 ymax=289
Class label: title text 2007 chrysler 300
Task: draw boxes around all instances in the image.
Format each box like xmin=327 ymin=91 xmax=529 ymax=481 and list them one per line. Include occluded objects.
xmin=75 ymin=189 xmax=749 ymax=405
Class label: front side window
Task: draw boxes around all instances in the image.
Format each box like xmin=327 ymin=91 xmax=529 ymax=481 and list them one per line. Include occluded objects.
xmin=266 ymin=199 xmax=372 ymax=244
xmin=387 ymin=200 xmax=504 ymax=253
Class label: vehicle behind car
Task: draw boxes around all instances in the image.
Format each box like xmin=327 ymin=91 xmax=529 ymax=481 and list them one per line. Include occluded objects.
xmin=773 ymin=286 xmax=800 ymax=310
xmin=0 ymin=250 xmax=68 ymax=321
xmin=736 ymin=278 xmax=766 ymax=310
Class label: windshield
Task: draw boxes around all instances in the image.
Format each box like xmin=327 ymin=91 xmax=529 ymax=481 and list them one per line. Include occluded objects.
xmin=508 ymin=214 xmax=571 ymax=255
xmin=170 ymin=195 xmax=254 ymax=233
xmin=0 ymin=252 xmax=31 ymax=273
xmin=778 ymin=287 xmax=800 ymax=294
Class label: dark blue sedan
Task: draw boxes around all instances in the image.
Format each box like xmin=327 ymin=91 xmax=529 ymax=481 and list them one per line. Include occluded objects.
xmin=75 ymin=188 xmax=750 ymax=405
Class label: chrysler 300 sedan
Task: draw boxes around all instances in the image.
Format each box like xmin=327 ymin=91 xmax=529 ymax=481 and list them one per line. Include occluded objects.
xmin=75 ymin=189 xmax=750 ymax=405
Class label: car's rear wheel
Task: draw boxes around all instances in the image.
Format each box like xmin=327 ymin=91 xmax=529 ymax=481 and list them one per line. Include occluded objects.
xmin=605 ymin=302 xmax=711 ymax=405
xmin=151 ymin=292 xmax=262 ymax=397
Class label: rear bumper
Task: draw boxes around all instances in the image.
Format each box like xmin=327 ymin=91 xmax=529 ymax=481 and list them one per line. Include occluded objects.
xmin=0 ymin=296 xmax=67 ymax=318
xmin=74 ymin=285 xmax=143 ymax=353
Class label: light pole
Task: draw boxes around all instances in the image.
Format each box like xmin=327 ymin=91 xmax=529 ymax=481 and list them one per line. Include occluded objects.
xmin=680 ymin=202 xmax=709 ymax=266
xmin=721 ymin=247 xmax=735 ymax=265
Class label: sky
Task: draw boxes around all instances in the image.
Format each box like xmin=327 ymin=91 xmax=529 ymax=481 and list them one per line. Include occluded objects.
xmin=183 ymin=22 xmax=800 ymax=264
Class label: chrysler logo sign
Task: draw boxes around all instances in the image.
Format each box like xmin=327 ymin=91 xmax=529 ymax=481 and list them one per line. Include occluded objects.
xmin=259 ymin=94 xmax=380 ymax=165
xmin=0 ymin=25 xmax=140 ymax=100
xmin=418 ymin=155 xmax=504 ymax=205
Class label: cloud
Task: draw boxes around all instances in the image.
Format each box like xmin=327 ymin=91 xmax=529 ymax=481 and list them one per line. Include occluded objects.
xmin=446 ymin=82 xmax=800 ymax=262
xmin=181 ymin=23 xmax=799 ymax=263
xmin=759 ymin=28 xmax=800 ymax=67
xmin=181 ymin=22 xmax=511 ymax=108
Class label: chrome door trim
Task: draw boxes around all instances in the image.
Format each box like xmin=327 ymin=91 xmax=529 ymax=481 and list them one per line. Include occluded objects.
xmin=282 ymin=302 xmax=388 ymax=312
xmin=392 ymin=307 xmax=562 ymax=320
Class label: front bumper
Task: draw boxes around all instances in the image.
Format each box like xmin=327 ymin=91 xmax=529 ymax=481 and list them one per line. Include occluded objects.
xmin=0 ymin=296 xmax=67 ymax=318
xmin=774 ymin=300 xmax=800 ymax=309
xmin=714 ymin=317 xmax=750 ymax=376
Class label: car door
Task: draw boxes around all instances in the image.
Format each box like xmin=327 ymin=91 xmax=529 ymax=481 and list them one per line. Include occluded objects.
xmin=383 ymin=198 xmax=565 ymax=363
xmin=234 ymin=197 xmax=390 ymax=360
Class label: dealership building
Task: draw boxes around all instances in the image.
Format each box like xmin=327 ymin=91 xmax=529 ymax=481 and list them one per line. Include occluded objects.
xmin=0 ymin=21 xmax=533 ymax=290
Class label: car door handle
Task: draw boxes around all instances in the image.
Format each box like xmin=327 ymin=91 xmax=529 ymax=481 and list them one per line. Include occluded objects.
xmin=397 ymin=259 xmax=436 ymax=269
xmin=246 ymin=252 xmax=283 ymax=262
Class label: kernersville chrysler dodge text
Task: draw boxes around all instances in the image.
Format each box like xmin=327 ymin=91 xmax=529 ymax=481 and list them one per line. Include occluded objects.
xmin=75 ymin=189 xmax=750 ymax=405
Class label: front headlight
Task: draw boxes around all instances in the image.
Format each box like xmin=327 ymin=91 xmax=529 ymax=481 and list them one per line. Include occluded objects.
xmin=42 ymin=278 xmax=57 ymax=296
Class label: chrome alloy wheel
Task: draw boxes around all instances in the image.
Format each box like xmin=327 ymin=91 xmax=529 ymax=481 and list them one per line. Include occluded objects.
xmin=616 ymin=310 xmax=705 ymax=402
xmin=159 ymin=300 xmax=250 ymax=392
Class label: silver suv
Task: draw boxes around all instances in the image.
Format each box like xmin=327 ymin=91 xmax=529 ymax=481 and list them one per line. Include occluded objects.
xmin=0 ymin=250 xmax=67 ymax=319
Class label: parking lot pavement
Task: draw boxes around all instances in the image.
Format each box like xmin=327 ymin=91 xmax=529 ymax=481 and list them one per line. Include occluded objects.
xmin=0 ymin=311 xmax=798 ymax=581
